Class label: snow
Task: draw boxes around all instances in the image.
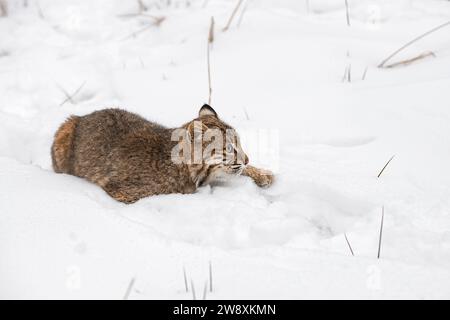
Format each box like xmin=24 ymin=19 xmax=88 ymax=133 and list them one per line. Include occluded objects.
xmin=1 ymin=0 xmax=450 ymax=299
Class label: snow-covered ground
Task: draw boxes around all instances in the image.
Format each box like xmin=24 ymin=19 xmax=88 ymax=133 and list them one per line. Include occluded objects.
xmin=1 ymin=0 xmax=450 ymax=299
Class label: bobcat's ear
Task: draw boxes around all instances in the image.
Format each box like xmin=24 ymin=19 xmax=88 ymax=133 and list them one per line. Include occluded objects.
xmin=199 ymin=104 xmax=218 ymax=118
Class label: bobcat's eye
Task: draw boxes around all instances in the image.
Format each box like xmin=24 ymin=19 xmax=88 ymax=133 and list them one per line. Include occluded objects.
xmin=226 ymin=143 xmax=234 ymax=153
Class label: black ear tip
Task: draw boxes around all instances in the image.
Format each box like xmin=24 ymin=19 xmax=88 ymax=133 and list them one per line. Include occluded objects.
xmin=199 ymin=104 xmax=217 ymax=117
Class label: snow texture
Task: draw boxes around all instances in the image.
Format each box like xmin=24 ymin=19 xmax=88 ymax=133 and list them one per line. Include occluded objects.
xmin=1 ymin=0 xmax=450 ymax=299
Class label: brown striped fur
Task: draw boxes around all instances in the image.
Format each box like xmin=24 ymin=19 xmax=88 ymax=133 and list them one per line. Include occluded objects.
xmin=51 ymin=105 xmax=273 ymax=203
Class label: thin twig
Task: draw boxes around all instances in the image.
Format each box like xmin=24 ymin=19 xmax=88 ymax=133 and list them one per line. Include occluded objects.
xmin=137 ymin=0 xmax=147 ymax=12
xmin=223 ymin=0 xmax=244 ymax=32
xmin=341 ymin=51 xmax=352 ymax=83
xmin=341 ymin=65 xmax=349 ymax=82
xmin=243 ymin=107 xmax=250 ymax=120
xmin=208 ymin=16 xmax=215 ymax=44
xmin=341 ymin=64 xmax=351 ymax=83
xmin=362 ymin=66 xmax=368 ymax=80
xmin=0 ymin=0 xmax=7 ymax=17
xmin=347 ymin=64 xmax=351 ymax=82
xmin=57 ymin=85 xmax=74 ymax=104
xmin=118 ymin=13 xmax=164 ymax=21
xmin=123 ymin=277 xmax=136 ymax=300
xmin=58 ymin=81 xmax=86 ymax=106
xmin=123 ymin=24 xmax=154 ymax=40
xmin=207 ymin=17 xmax=214 ymax=105
xmin=209 ymin=261 xmax=213 ymax=292
xmin=237 ymin=0 xmax=249 ymax=28
xmin=378 ymin=20 xmax=450 ymax=68
xmin=344 ymin=233 xmax=355 ymax=256
xmin=121 ymin=16 xmax=166 ymax=40
xmin=377 ymin=155 xmax=395 ymax=178
xmin=203 ymin=280 xmax=208 ymax=300
xmin=383 ymin=51 xmax=435 ymax=69
xmin=344 ymin=0 xmax=350 ymax=26
xmin=183 ymin=266 xmax=189 ymax=292
xmin=377 ymin=206 xmax=384 ymax=259
xmin=191 ymin=279 xmax=196 ymax=300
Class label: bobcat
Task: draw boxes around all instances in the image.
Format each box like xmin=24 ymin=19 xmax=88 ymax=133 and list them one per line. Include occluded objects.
xmin=51 ymin=105 xmax=274 ymax=204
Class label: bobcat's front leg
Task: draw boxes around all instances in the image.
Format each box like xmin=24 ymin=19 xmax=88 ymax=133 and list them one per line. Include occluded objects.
xmin=242 ymin=165 xmax=274 ymax=188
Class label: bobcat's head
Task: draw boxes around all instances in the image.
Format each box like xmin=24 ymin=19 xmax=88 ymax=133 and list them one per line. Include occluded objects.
xmin=177 ymin=104 xmax=249 ymax=186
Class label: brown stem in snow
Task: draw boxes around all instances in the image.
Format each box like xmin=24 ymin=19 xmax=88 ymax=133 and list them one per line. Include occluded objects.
xmin=378 ymin=20 xmax=450 ymax=68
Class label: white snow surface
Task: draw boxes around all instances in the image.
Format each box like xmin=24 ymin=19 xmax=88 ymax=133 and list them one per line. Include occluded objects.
xmin=1 ymin=0 xmax=450 ymax=299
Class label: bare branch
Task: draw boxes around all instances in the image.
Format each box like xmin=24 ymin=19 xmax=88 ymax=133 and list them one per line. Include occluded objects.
xmin=344 ymin=0 xmax=350 ymax=27
xmin=183 ymin=266 xmax=189 ymax=292
xmin=383 ymin=51 xmax=435 ymax=69
xmin=347 ymin=64 xmax=351 ymax=82
xmin=344 ymin=233 xmax=355 ymax=256
xmin=237 ymin=0 xmax=249 ymax=28
xmin=191 ymin=279 xmax=196 ymax=300
xmin=137 ymin=0 xmax=147 ymax=12
xmin=121 ymin=15 xmax=166 ymax=40
xmin=341 ymin=65 xmax=349 ymax=82
xmin=207 ymin=17 xmax=214 ymax=105
xmin=223 ymin=0 xmax=244 ymax=32
xmin=202 ymin=280 xmax=208 ymax=300
xmin=362 ymin=66 xmax=368 ymax=80
xmin=209 ymin=260 xmax=213 ymax=292
xmin=341 ymin=64 xmax=351 ymax=83
xmin=378 ymin=20 xmax=450 ymax=68
xmin=58 ymin=81 xmax=86 ymax=107
xmin=208 ymin=16 xmax=215 ymax=44
xmin=123 ymin=277 xmax=136 ymax=300
xmin=377 ymin=206 xmax=384 ymax=259
xmin=377 ymin=155 xmax=395 ymax=178
xmin=243 ymin=107 xmax=250 ymax=120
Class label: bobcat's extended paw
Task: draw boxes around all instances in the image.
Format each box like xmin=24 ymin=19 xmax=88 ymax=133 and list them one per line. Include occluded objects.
xmin=243 ymin=165 xmax=274 ymax=188
xmin=253 ymin=169 xmax=274 ymax=188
